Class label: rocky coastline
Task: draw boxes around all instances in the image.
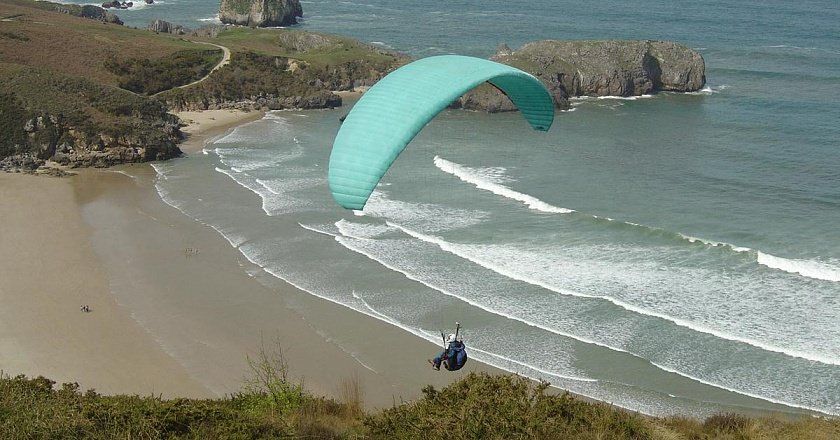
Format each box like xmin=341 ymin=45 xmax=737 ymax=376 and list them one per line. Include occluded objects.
xmin=0 ymin=0 xmax=706 ymax=175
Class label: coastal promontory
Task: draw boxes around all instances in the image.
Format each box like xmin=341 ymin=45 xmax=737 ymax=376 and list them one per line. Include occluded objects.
xmin=219 ymin=0 xmax=301 ymax=27
xmin=459 ymin=40 xmax=706 ymax=111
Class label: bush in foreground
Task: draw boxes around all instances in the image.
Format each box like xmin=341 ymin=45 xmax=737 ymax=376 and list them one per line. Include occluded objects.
xmin=1 ymin=367 xmax=837 ymax=439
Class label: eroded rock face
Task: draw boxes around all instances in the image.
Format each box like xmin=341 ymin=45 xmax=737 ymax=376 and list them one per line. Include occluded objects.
xmin=460 ymin=40 xmax=706 ymax=112
xmin=219 ymin=0 xmax=302 ymax=27
xmin=1 ymin=114 xmax=183 ymax=172
xmin=148 ymin=19 xmax=189 ymax=35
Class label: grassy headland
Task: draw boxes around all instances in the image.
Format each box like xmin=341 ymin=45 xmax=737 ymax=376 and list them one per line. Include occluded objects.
xmin=0 ymin=0 xmax=406 ymax=168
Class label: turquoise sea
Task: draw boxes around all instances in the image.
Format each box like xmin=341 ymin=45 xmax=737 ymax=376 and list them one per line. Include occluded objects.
xmin=117 ymin=1 xmax=838 ymax=416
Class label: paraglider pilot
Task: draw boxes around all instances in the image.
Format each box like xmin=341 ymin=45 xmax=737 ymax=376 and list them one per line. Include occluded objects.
xmin=430 ymin=333 xmax=468 ymax=371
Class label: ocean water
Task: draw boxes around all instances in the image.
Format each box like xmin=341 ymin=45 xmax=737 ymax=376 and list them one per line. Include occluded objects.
xmin=121 ymin=1 xmax=838 ymax=416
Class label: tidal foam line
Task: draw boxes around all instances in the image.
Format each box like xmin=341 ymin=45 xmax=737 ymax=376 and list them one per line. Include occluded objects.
xmin=436 ymin=157 xmax=837 ymax=283
xmin=433 ymin=156 xmax=574 ymax=213
xmin=388 ymin=222 xmax=840 ymax=366
xmin=348 ymin=292 xmax=597 ymax=384
xmin=329 ymin=221 xmax=633 ymax=360
xmin=756 ymin=252 xmax=840 ymax=282
xmin=651 ymin=362 xmax=836 ymax=416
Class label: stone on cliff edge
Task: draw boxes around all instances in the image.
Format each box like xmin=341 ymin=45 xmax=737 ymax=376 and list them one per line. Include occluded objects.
xmin=219 ymin=0 xmax=302 ymax=27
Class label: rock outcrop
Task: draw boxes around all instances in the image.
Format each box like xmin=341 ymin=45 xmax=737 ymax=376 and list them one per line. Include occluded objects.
xmin=1 ymin=114 xmax=182 ymax=172
xmin=460 ymin=40 xmax=705 ymax=111
xmin=50 ymin=4 xmax=123 ymax=25
xmin=147 ymin=19 xmax=188 ymax=35
xmin=219 ymin=0 xmax=302 ymax=27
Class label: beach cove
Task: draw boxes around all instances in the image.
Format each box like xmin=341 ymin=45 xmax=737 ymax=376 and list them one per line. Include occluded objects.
xmin=0 ymin=111 xmax=502 ymax=407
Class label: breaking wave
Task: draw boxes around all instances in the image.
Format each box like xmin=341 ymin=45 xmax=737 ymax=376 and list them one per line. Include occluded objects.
xmin=433 ymin=156 xmax=574 ymax=213
xmin=436 ymin=157 xmax=840 ymax=283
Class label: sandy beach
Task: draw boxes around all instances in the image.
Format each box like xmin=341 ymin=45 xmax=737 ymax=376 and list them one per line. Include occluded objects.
xmin=0 ymin=111 xmax=498 ymax=407
xmin=174 ymin=109 xmax=267 ymax=154
xmin=0 ymin=173 xmax=210 ymax=397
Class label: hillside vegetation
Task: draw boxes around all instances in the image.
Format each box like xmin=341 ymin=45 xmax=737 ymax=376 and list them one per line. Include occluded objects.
xmin=159 ymin=28 xmax=408 ymax=110
xmin=1 ymin=370 xmax=836 ymax=439
xmin=105 ymin=49 xmax=223 ymax=95
xmin=0 ymin=0 xmax=207 ymax=85
xmin=0 ymin=0 xmax=406 ymax=168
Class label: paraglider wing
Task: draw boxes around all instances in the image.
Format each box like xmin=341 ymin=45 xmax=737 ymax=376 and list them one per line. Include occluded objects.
xmin=328 ymin=55 xmax=555 ymax=210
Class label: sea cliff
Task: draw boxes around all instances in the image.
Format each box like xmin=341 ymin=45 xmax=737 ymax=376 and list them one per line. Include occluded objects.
xmin=459 ymin=40 xmax=706 ymax=111
xmin=218 ymin=0 xmax=301 ymax=27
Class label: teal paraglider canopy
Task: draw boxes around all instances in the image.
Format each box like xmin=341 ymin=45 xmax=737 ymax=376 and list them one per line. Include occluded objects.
xmin=328 ymin=55 xmax=555 ymax=210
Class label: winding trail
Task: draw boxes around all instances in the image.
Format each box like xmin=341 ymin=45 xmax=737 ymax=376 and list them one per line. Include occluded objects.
xmin=154 ymin=41 xmax=231 ymax=95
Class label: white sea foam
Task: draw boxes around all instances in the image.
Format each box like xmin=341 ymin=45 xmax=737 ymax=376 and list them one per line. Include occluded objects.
xmin=764 ymin=45 xmax=840 ymax=55
xmin=215 ymin=167 xmax=319 ymax=215
xmin=437 ymin=156 xmax=837 ymax=284
xmin=330 ymin=221 xmax=634 ymax=358
xmin=107 ymin=169 xmax=138 ymax=180
xmin=677 ymin=233 xmax=752 ymax=253
xmin=433 ymin=156 xmax=574 ymax=213
xmin=756 ymin=253 xmax=840 ymax=282
xmin=325 ymin=220 xmax=839 ymax=413
xmin=362 ymin=191 xmax=489 ymax=232
xmin=651 ymin=362 xmax=836 ymax=415
xmin=679 ymin=233 xmax=840 ymax=282
xmin=388 ymin=222 xmax=840 ymax=366
xmin=197 ymin=15 xmax=221 ymax=23
xmin=595 ymin=94 xmax=654 ymax=100
xmin=232 ymin=224 xmax=602 ymax=391
xmin=685 ymin=84 xmax=729 ymax=95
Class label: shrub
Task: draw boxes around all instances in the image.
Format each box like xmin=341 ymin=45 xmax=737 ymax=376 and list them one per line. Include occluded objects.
xmin=365 ymin=372 xmax=652 ymax=440
xmin=0 ymin=92 xmax=29 ymax=158
xmin=105 ymin=49 xmax=223 ymax=95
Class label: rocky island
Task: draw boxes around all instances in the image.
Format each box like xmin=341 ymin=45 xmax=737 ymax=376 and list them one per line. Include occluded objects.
xmin=459 ymin=40 xmax=705 ymax=112
xmin=219 ymin=0 xmax=301 ymax=27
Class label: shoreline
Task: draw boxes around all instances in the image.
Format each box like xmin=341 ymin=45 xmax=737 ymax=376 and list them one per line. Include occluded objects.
xmin=0 ymin=108 xmax=502 ymax=406
xmin=174 ymin=109 xmax=267 ymax=154
xmin=0 ymin=110 xmax=825 ymax=417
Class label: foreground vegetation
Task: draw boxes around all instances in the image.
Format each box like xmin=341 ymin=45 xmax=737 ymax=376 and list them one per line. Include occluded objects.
xmin=1 ymin=346 xmax=836 ymax=439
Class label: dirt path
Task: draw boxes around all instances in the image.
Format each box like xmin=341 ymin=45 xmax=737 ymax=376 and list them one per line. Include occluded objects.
xmin=154 ymin=41 xmax=231 ymax=95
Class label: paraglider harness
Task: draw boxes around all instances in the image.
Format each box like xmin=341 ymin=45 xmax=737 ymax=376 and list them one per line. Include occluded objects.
xmin=437 ymin=322 xmax=468 ymax=371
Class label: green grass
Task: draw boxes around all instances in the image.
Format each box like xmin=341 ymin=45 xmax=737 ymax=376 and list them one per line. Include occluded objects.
xmin=105 ymin=49 xmax=223 ymax=95
xmin=0 ymin=0 xmax=213 ymax=85
xmin=210 ymin=27 xmax=405 ymax=67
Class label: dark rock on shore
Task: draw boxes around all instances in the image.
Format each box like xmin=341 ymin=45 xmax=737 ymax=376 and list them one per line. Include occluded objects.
xmin=49 ymin=3 xmax=123 ymax=24
xmin=0 ymin=153 xmax=44 ymax=173
xmin=2 ymin=112 xmax=182 ymax=173
xmin=166 ymin=90 xmax=341 ymax=112
xmin=219 ymin=0 xmax=302 ymax=27
xmin=460 ymin=40 xmax=706 ymax=111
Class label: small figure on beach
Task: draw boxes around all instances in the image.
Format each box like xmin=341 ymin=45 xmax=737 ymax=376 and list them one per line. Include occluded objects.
xmin=80 ymin=305 xmax=91 ymax=313
xmin=429 ymin=323 xmax=468 ymax=371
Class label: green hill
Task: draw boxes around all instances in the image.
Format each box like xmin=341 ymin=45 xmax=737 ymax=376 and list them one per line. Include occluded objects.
xmin=0 ymin=0 xmax=406 ymax=169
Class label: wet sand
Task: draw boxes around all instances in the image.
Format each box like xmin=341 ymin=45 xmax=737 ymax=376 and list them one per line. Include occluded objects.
xmin=0 ymin=112 xmax=499 ymax=406
xmin=174 ymin=109 xmax=266 ymax=154
xmin=0 ymin=173 xmax=210 ymax=397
